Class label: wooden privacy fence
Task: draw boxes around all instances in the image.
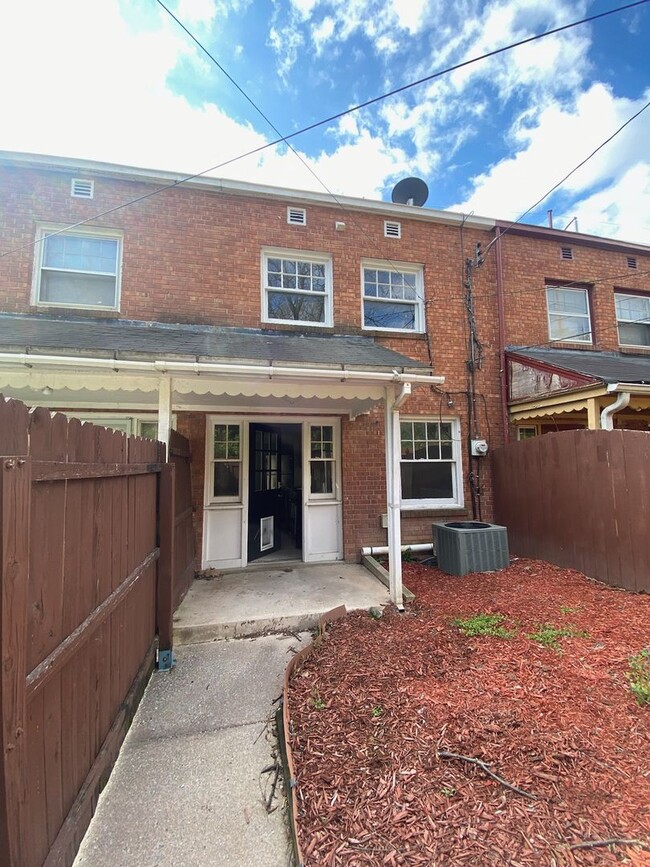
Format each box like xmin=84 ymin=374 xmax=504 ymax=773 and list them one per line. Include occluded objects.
xmin=0 ymin=396 xmax=195 ymax=867
xmin=492 ymin=429 xmax=650 ymax=593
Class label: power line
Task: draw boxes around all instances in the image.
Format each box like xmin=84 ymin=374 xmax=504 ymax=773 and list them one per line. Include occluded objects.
xmin=2 ymin=0 xmax=648 ymax=260
xmin=481 ymin=98 xmax=650 ymax=259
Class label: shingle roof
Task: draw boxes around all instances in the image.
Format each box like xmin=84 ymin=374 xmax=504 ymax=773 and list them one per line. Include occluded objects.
xmin=0 ymin=313 xmax=430 ymax=370
xmin=508 ymin=346 xmax=650 ymax=384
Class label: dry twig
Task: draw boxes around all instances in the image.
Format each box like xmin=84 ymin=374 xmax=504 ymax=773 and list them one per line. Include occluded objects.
xmin=568 ymin=838 xmax=650 ymax=852
xmin=438 ymin=751 xmax=538 ymax=800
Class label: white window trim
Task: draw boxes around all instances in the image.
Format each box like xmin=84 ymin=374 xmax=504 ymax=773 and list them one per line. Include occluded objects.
xmin=307 ymin=421 xmax=338 ymax=501
xmin=615 ymin=291 xmax=650 ymax=348
xmin=399 ymin=416 xmax=464 ymax=510
xmin=32 ymin=223 xmax=123 ymax=311
xmin=517 ymin=424 xmax=539 ymax=441
xmin=64 ymin=413 xmax=174 ymax=439
xmin=260 ymin=247 xmax=333 ymax=328
xmin=546 ymin=285 xmax=592 ymax=345
xmin=360 ymin=259 xmax=425 ymax=334
xmin=205 ymin=418 xmax=244 ymax=505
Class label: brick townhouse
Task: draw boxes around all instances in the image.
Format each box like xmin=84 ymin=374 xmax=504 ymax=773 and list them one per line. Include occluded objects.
xmin=1 ymin=151 xmax=649 ymax=601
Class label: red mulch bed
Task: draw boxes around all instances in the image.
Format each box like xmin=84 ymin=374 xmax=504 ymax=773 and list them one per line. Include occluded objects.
xmin=287 ymin=559 xmax=650 ymax=866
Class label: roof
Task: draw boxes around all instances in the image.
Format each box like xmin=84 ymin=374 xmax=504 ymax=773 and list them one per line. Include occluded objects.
xmin=0 ymin=313 xmax=430 ymax=371
xmin=0 ymin=150 xmax=494 ymax=231
xmin=507 ymin=346 xmax=650 ymax=385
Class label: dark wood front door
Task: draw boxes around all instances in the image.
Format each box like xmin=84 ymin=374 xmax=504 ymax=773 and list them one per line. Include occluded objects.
xmin=248 ymin=423 xmax=282 ymax=561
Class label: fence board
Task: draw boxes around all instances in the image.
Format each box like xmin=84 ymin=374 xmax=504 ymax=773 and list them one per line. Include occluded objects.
xmin=0 ymin=397 xmax=193 ymax=867
xmin=0 ymin=456 xmax=30 ymax=867
xmin=493 ymin=429 xmax=650 ymax=592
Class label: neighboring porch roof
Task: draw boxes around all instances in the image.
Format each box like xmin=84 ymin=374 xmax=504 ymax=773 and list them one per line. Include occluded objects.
xmin=506 ymin=347 xmax=650 ymax=422
xmin=508 ymin=346 xmax=650 ymax=385
xmin=0 ymin=313 xmax=430 ymax=370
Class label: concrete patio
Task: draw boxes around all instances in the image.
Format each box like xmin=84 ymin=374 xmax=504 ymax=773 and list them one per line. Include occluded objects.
xmin=173 ymin=561 xmax=391 ymax=644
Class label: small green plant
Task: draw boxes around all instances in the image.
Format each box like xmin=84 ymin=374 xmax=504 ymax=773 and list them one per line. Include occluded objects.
xmin=527 ymin=623 xmax=588 ymax=651
xmin=311 ymin=686 xmax=326 ymax=710
xmin=628 ymin=648 xmax=650 ymax=706
xmin=371 ymin=706 xmax=383 ymax=718
xmin=559 ymin=605 xmax=578 ymax=615
xmin=440 ymin=786 xmax=456 ymax=797
xmin=401 ymin=547 xmax=415 ymax=562
xmin=452 ymin=612 xmax=514 ymax=638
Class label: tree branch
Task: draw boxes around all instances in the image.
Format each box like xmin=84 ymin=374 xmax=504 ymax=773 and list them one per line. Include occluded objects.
xmin=438 ymin=751 xmax=537 ymax=800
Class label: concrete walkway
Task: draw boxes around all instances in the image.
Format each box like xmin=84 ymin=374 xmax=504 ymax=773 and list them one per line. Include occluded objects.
xmin=174 ymin=562 xmax=390 ymax=643
xmin=74 ymin=634 xmax=302 ymax=867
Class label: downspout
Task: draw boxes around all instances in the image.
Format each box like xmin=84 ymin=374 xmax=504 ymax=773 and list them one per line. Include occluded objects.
xmin=384 ymin=386 xmax=405 ymax=611
xmin=600 ymin=390 xmax=630 ymax=430
xmin=495 ymin=226 xmax=510 ymax=444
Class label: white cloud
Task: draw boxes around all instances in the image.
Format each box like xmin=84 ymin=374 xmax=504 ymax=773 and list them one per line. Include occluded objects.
xmin=557 ymin=163 xmax=650 ymax=245
xmin=450 ymin=84 xmax=650 ymax=244
xmin=312 ymin=15 xmax=335 ymax=52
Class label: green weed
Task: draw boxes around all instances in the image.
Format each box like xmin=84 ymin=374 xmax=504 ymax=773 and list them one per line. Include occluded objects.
xmin=440 ymin=786 xmax=456 ymax=797
xmin=311 ymin=686 xmax=326 ymax=710
xmin=559 ymin=605 xmax=578 ymax=615
xmin=527 ymin=623 xmax=588 ymax=651
xmin=452 ymin=612 xmax=514 ymax=638
xmin=371 ymin=706 xmax=383 ymax=718
xmin=628 ymin=648 xmax=650 ymax=706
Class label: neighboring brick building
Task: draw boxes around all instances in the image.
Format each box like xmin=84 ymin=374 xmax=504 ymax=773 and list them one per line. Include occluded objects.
xmin=496 ymin=225 xmax=650 ymax=437
xmin=1 ymin=151 xmax=649 ymax=599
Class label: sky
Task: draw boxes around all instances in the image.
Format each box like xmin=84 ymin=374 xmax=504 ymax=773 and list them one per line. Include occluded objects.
xmin=1 ymin=0 xmax=649 ymax=244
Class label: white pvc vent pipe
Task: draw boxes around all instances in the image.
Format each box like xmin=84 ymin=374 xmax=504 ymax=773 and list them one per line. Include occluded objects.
xmin=361 ymin=543 xmax=434 ymax=557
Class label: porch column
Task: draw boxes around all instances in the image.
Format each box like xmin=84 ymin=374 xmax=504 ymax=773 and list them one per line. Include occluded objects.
xmin=157 ymin=376 xmax=173 ymax=455
xmin=586 ymin=397 xmax=600 ymax=430
xmin=384 ymin=387 xmax=404 ymax=609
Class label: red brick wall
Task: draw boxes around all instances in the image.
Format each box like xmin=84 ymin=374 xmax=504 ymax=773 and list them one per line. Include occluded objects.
xmin=0 ymin=163 xmax=507 ymax=561
xmin=499 ymin=231 xmax=650 ymax=354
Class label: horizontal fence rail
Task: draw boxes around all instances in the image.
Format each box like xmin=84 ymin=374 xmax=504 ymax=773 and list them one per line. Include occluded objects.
xmin=492 ymin=429 xmax=650 ymax=593
xmin=0 ymin=394 xmax=195 ymax=867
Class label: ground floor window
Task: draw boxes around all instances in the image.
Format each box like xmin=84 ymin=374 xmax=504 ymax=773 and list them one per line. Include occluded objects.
xmin=399 ymin=418 xmax=462 ymax=508
xmin=309 ymin=424 xmax=334 ymax=495
xmin=211 ymin=423 xmax=241 ymax=500
xmin=517 ymin=425 xmax=539 ymax=440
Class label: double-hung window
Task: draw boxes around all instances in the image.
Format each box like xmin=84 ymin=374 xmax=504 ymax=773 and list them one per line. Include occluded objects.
xmin=615 ymin=292 xmax=650 ymax=347
xmin=309 ymin=425 xmax=335 ymax=496
xmin=262 ymin=248 xmax=332 ymax=326
xmin=362 ymin=260 xmax=424 ymax=332
xmin=34 ymin=226 xmax=122 ymax=310
xmin=400 ymin=419 xmax=462 ymax=508
xmin=546 ymin=285 xmax=592 ymax=343
xmin=211 ymin=423 xmax=242 ymax=501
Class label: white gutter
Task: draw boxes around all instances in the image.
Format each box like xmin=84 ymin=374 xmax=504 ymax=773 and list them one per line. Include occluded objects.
xmin=601 ymin=390 xmax=631 ymax=430
xmin=0 ymin=352 xmax=445 ymax=386
xmin=606 ymin=382 xmax=650 ymax=395
xmin=362 ymin=543 xmax=433 ymax=556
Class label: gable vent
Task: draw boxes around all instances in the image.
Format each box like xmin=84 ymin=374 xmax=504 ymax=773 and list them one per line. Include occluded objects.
xmin=627 ymin=255 xmax=637 ymax=269
xmin=384 ymin=220 xmax=401 ymax=238
xmin=560 ymin=246 xmax=573 ymax=260
xmin=287 ymin=206 xmax=306 ymax=226
xmin=71 ymin=178 xmax=94 ymax=199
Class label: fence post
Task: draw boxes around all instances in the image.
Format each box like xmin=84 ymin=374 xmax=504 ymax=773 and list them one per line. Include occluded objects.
xmin=0 ymin=456 xmax=30 ymax=866
xmin=157 ymin=461 xmax=176 ymax=671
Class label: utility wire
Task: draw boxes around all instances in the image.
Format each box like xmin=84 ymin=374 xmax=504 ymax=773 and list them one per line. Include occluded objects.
xmin=481 ymin=98 xmax=650 ymax=259
xmin=2 ymin=0 xmax=648 ymax=259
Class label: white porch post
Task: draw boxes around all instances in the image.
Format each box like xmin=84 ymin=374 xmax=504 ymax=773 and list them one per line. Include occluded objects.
xmin=157 ymin=376 xmax=173 ymax=455
xmin=384 ymin=387 xmax=404 ymax=609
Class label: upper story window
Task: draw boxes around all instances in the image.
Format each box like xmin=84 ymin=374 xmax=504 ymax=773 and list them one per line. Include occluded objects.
xmin=361 ymin=260 xmax=424 ymax=332
xmin=262 ymin=248 xmax=332 ymax=327
xmin=400 ymin=418 xmax=463 ymax=508
xmin=546 ymin=285 xmax=592 ymax=344
xmin=34 ymin=226 xmax=122 ymax=310
xmin=615 ymin=292 xmax=650 ymax=347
